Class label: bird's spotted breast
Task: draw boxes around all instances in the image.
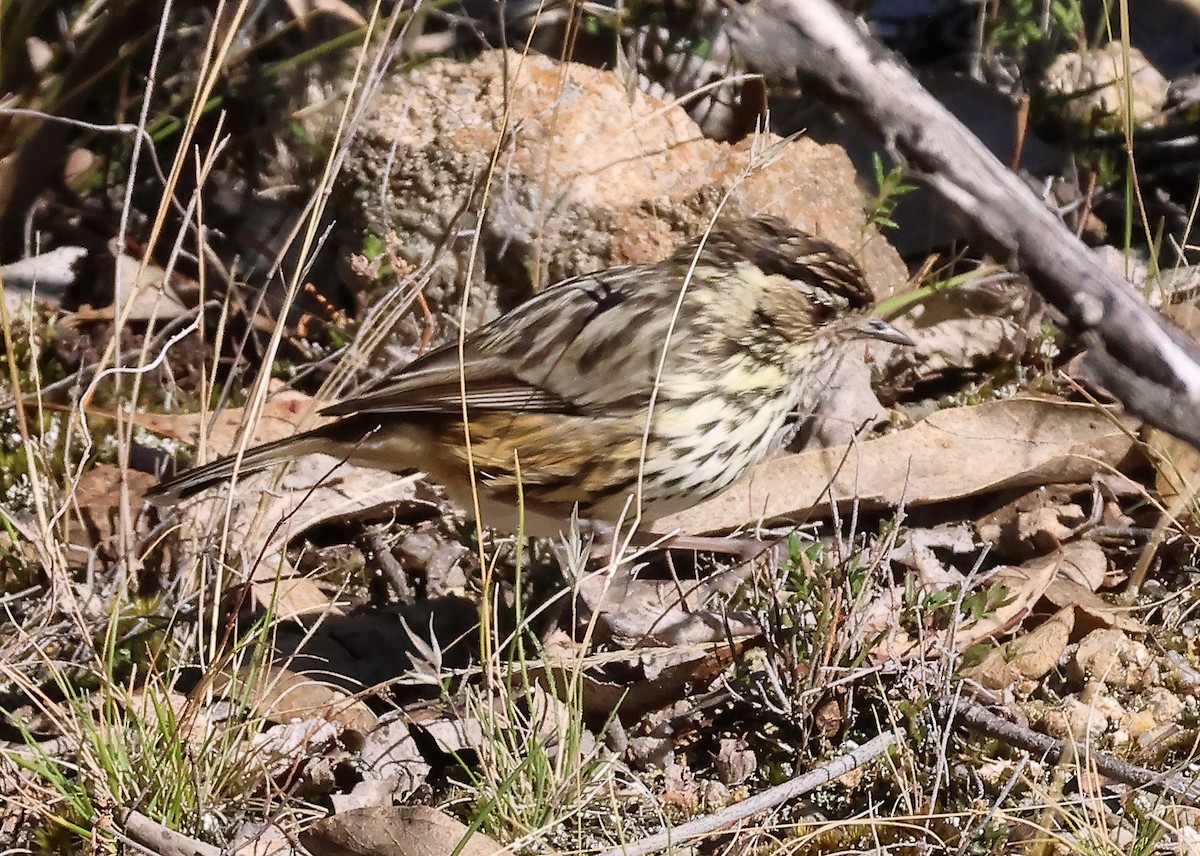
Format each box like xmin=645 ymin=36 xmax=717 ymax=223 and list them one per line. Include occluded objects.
xmin=639 ymin=389 xmax=795 ymax=507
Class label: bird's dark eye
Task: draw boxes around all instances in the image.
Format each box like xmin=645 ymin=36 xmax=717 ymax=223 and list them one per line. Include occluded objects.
xmin=811 ymin=302 xmax=836 ymax=325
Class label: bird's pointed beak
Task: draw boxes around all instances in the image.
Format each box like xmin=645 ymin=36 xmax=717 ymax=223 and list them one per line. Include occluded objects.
xmin=856 ymin=317 xmax=914 ymax=346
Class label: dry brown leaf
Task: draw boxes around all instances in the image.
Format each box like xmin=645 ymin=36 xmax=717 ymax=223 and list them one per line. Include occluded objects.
xmin=541 ymin=638 xmax=761 ymax=723
xmin=864 ymin=548 xmax=1063 ymax=663
xmin=656 ymin=397 xmax=1139 ymax=535
xmin=359 ymin=719 xmax=429 ymax=796
xmin=226 ymin=821 xmax=291 ymax=856
xmin=1009 ymin=606 xmax=1075 ymax=679
xmin=856 ymin=585 xmax=914 ymax=662
xmin=248 ymin=575 xmax=340 ymax=620
xmin=1151 ymin=430 xmax=1200 ymax=509
xmin=330 ymin=778 xmax=405 ymax=815
xmin=254 ymin=717 xmax=341 ymax=778
xmin=956 ymin=552 xmax=1063 ymax=643
xmin=714 ymin=737 xmax=757 ymax=785
xmin=576 ymin=563 xmax=759 ymax=647
xmin=1055 ymin=539 xmax=1108 ymax=590
xmin=282 ymin=0 xmax=309 ymax=27
xmin=66 ymin=248 xmax=190 ymax=323
xmin=888 ymin=316 xmax=1026 ymax=383
xmin=1042 ymin=576 xmax=1145 ymax=634
xmin=257 ymin=665 xmax=378 ymax=738
xmin=797 ymin=352 xmax=888 ymax=448
xmin=143 ymin=387 xmax=424 ymax=618
xmin=964 ymin=605 xmax=1075 ymax=690
xmin=187 ymin=470 xmax=421 ymax=619
xmin=313 ymin=0 xmax=367 ymax=25
xmin=891 ymin=523 xmax=976 ymax=587
xmin=1037 ymin=539 xmax=1144 ymax=634
xmin=208 ymin=663 xmax=378 ymax=743
xmin=976 ymin=479 xmax=1141 ymax=557
xmin=63 ymin=463 xmax=158 ymax=554
xmin=963 ymin=646 xmax=1014 ymax=691
xmin=282 ymin=0 xmax=368 ymax=27
xmin=301 ymin=806 xmax=506 ymax=856
xmin=130 ymin=386 xmax=323 ymax=454
xmin=423 ymin=716 xmax=488 ymax=756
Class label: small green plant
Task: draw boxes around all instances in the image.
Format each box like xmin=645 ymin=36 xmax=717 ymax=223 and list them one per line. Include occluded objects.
xmin=863 ymin=152 xmax=917 ymax=233
xmin=458 ymin=674 xmax=613 ymax=842
xmin=360 ymin=231 xmax=394 ymax=275
xmin=730 ymin=530 xmax=885 ymax=735
xmin=986 ymin=0 xmax=1086 ymax=65
xmin=993 ymin=0 xmax=1048 ymax=54
xmin=2 ymin=609 xmax=281 ymax=851
xmin=451 ymin=516 xmax=617 ymax=845
xmin=899 ymin=575 xmax=1014 ymax=638
xmin=962 ymin=581 xmax=1015 ymax=622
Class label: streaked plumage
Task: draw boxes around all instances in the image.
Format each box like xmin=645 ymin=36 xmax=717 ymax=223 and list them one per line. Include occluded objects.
xmin=148 ymin=217 xmax=909 ymax=535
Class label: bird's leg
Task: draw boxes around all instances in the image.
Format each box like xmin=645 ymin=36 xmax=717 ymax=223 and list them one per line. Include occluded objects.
xmin=585 ymin=520 xmax=774 ymax=563
xmin=651 ymin=532 xmax=776 ymax=561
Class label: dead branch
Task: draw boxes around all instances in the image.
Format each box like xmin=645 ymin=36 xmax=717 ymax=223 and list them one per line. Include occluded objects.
xmin=117 ymin=809 xmax=221 ymax=856
xmin=942 ymin=699 xmax=1200 ymax=808
xmin=595 ymin=728 xmax=900 ymax=856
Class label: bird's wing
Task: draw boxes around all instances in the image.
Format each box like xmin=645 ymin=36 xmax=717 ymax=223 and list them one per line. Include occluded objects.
xmin=320 ymin=265 xmax=680 ymax=419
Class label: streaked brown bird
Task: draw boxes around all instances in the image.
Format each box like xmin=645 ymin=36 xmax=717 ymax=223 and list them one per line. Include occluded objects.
xmin=148 ymin=217 xmax=910 ymax=536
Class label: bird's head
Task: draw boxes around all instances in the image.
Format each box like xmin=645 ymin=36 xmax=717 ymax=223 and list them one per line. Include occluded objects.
xmin=683 ymin=217 xmax=911 ymax=376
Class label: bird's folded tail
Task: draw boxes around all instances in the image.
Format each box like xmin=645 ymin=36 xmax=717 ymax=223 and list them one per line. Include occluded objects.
xmin=145 ymin=430 xmax=330 ymax=505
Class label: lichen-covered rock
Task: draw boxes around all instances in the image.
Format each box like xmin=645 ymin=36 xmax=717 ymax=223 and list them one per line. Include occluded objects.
xmin=1070 ymin=628 xmax=1157 ymax=690
xmin=1041 ymin=42 xmax=1168 ymax=132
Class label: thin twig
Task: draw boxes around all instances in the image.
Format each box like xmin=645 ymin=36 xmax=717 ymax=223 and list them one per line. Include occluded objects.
xmin=362 ymin=527 xmax=413 ymax=601
xmin=117 ymin=809 xmax=221 ymax=856
xmin=942 ymin=699 xmax=1200 ymax=808
xmin=596 ymin=729 xmax=900 ymax=856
